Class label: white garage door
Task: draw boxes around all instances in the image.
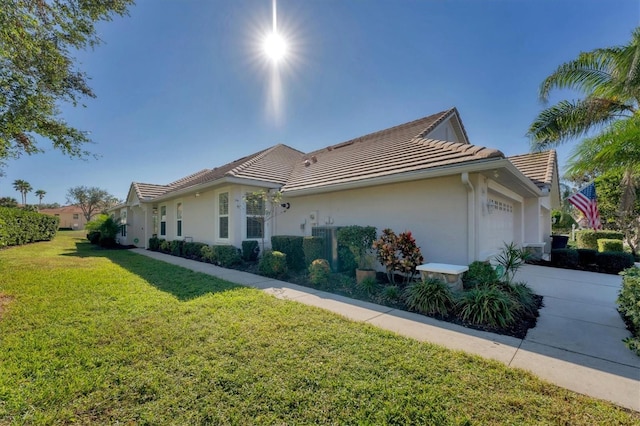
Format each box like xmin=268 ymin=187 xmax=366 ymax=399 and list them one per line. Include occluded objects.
xmin=486 ymin=195 xmax=514 ymax=254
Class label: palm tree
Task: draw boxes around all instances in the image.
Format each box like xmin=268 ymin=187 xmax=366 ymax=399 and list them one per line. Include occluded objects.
xmin=35 ymin=189 xmax=46 ymax=206
xmin=528 ymin=27 xmax=640 ymax=150
xmin=12 ymin=179 xmax=32 ymax=205
xmin=566 ymin=116 xmax=640 ymax=254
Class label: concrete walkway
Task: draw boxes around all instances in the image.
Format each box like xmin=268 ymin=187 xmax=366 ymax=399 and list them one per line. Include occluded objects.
xmin=131 ymin=249 xmax=640 ymax=411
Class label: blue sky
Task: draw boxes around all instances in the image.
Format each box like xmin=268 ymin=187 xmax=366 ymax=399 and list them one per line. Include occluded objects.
xmin=3 ymin=0 xmax=639 ymax=205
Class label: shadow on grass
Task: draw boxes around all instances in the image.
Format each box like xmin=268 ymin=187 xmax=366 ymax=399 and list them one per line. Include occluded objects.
xmin=63 ymin=240 xmax=242 ymax=301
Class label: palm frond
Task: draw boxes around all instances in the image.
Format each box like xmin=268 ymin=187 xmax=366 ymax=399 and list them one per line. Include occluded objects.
xmin=528 ymin=98 xmax=633 ymax=150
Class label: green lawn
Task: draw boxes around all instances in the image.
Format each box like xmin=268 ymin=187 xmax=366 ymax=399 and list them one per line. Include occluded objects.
xmin=0 ymin=232 xmax=637 ymax=425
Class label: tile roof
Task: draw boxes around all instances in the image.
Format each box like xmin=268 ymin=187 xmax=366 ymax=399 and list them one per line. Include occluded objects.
xmin=133 ymin=144 xmax=305 ymax=200
xmin=508 ymin=150 xmax=557 ymax=190
xmin=39 ymin=205 xmax=84 ymax=214
xmin=282 ymin=110 xmax=503 ymax=192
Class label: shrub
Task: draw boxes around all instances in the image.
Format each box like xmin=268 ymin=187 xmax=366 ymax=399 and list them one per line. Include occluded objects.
xmin=596 ymin=252 xmax=635 ymax=274
xmin=576 ymin=249 xmax=597 ymax=267
xmin=403 ymin=278 xmax=455 ymax=316
xmin=576 ymin=230 xmax=624 ymax=250
xmin=357 ymin=276 xmax=379 ymax=296
xmin=338 ymin=245 xmax=357 ymax=274
xmin=499 ymin=281 xmax=537 ymax=316
xmin=551 ymin=209 xmax=578 ymax=234
xmin=241 ymin=240 xmax=260 ymax=261
xmin=0 ymin=207 xmax=58 ymax=246
xmin=159 ymin=239 xmax=171 ymax=253
xmin=463 ymin=261 xmax=498 ymax=289
xmin=337 ymin=225 xmax=377 ymax=269
xmin=170 ymin=240 xmax=183 ymax=257
xmin=85 ymin=214 xmax=120 ymax=247
xmin=617 ymin=267 xmax=640 ymax=356
xmin=216 ymin=245 xmax=241 ymax=267
xmin=201 ymin=245 xmax=214 ymax=263
xmin=302 ymin=237 xmax=324 ymax=267
xmin=457 ymin=287 xmax=516 ymax=328
xmin=597 ymin=239 xmax=624 ymax=252
xmin=259 ymin=250 xmax=288 ymax=278
xmin=271 ymin=235 xmax=305 ymax=271
xmin=308 ymin=259 xmax=331 ymax=287
xmin=87 ymin=231 xmax=101 ymax=245
xmin=493 ymin=242 xmax=531 ymax=283
xmin=148 ymin=236 xmax=161 ymax=251
xmin=551 ymin=248 xmax=579 ymax=268
xmin=373 ymin=228 xmax=424 ymax=285
xmin=381 ymin=285 xmax=401 ymax=303
xmin=183 ymin=242 xmax=208 ymax=260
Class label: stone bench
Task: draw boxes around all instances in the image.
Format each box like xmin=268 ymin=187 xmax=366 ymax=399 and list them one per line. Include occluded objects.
xmin=416 ymin=263 xmax=469 ymax=292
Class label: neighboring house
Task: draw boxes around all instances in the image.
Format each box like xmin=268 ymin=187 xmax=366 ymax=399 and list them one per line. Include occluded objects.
xmin=112 ymin=108 xmax=559 ymax=265
xmin=39 ymin=206 xmax=93 ymax=230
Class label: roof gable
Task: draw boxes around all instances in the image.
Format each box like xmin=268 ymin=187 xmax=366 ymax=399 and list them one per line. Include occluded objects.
xmin=508 ymin=150 xmax=557 ymax=190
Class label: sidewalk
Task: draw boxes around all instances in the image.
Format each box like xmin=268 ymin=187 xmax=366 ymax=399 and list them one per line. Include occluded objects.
xmin=131 ymin=249 xmax=640 ymax=411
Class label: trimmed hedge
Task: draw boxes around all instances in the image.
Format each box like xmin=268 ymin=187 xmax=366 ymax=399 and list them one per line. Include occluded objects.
xmin=183 ymin=242 xmax=208 ymax=260
xmin=271 ymin=235 xmax=305 ymax=271
xmin=170 ymin=240 xmax=183 ymax=257
xmin=200 ymin=244 xmax=241 ymax=267
xmin=576 ymin=249 xmax=597 ymax=267
xmin=596 ymin=252 xmax=635 ymax=274
xmin=576 ymin=230 xmax=623 ymax=250
xmin=241 ymin=240 xmax=260 ymax=261
xmin=148 ymin=236 xmax=161 ymax=251
xmin=259 ymin=250 xmax=288 ymax=278
xmin=597 ymin=239 xmax=624 ymax=253
xmin=617 ymin=267 xmax=640 ymax=356
xmin=0 ymin=207 xmax=58 ymax=247
xmin=550 ymin=249 xmax=579 ymax=269
xmin=302 ymin=236 xmax=324 ymax=267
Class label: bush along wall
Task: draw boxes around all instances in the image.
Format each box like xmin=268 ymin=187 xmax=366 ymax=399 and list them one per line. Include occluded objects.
xmin=576 ymin=230 xmax=624 ymax=250
xmin=271 ymin=235 xmax=305 ymax=271
xmin=551 ymin=248 xmax=633 ymax=274
xmin=147 ymin=237 xmax=241 ymax=268
xmin=617 ymin=267 xmax=640 ymax=356
xmin=0 ymin=207 xmax=59 ymax=247
xmin=302 ymin=236 xmax=324 ymax=267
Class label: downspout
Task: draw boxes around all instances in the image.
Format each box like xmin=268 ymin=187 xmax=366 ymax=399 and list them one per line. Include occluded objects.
xmin=461 ymin=173 xmax=475 ymax=263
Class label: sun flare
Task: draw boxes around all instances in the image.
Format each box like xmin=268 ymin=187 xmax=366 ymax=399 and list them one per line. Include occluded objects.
xmin=263 ymin=32 xmax=287 ymax=63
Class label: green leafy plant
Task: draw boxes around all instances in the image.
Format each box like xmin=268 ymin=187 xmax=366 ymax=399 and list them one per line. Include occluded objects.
xmin=551 ymin=248 xmax=580 ymax=268
xmin=597 ymin=239 xmax=624 ymax=252
xmin=403 ymin=278 xmax=455 ymax=316
xmin=499 ymin=281 xmax=537 ymax=317
xmin=577 ymin=249 xmax=598 ymax=267
xmin=148 ymin=236 xmax=161 ymax=251
xmin=302 ymin=237 xmax=324 ymax=268
xmin=241 ymin=240 xmax=260 ymax=261
xmin=463 ymin=261 xmax=499 ymax=289
xmin=617 ymin=267 xmax=640 ymax=356
xmin=259 ymin=250 xmax=288 ymax=278
xmin=576 ymin=230 xmax=624 ymax=250
xmin=357 ymin=276 xmax=379 ymax=296
xmin=308 ymin=259 xmax=331 ymax=287
xmin=271 ymin=235 xmax=305 ymax=271
xmin=457 ymin=287 xmax=516 ymax=328
xmin=373 ymin=228 xmax=424 ymax=285
xmin=85 ymin=213 xmax=120 ymax=247
xmin=493 ymin=242 xmax=531 ymax=284
xmin=596 ymin=252 xmax=635 ymax=274
xmin=337 ymin=225 xmax=377 ymax=270
xmin=170 ymin=240 xmax=183 ymax=257
xmin=381 ymin=285 xmax=401 ymax=303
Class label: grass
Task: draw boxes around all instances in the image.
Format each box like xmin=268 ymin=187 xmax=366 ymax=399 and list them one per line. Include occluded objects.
xmin=0 ymin=232 xmax=638 ymax=424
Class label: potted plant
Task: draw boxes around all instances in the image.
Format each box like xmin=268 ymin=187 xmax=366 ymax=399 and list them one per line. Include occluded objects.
xmin=337 ymin=225 xmax=377 ymax=284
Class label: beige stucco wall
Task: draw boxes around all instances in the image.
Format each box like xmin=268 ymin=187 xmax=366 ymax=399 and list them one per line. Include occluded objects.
xmin=277 ymin=175 xmax=470 ymax=265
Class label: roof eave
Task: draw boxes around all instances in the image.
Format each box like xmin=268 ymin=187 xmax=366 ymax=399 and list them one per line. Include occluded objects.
xmin=282 ymin=158 xmax=542 ymax=198
xmin=145 ymin=176 xmax=283 ymax=203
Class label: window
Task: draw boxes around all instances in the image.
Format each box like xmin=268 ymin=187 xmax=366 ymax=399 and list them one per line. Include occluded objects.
xmin=176 ymin=203 xmax=183 ymax=237
xmin=219 ymin=192 xmax=229 ymax=239
xmin=72 ymin=213 xmax=79 ymax=220
xmin=120 ymin=210 xmax=127 ymax=237
xmin=160 ymin=206 xmax=166 ymax=236
xmin=245 ymin=193 xmax=264 ymax=239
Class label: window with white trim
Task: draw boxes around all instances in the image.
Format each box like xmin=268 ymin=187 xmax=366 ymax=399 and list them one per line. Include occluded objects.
xmin=120 ymin=210 xmax=127 ymax=237
xmin=160 ymin=206 xmax=167 ymax=236
xmin=218 ymin=192 xmax=229 ymax=239
xmin=176 ymin=203 xmax=183 ymax=237
xmin=245 ymin=193 xmax=264 ymax=239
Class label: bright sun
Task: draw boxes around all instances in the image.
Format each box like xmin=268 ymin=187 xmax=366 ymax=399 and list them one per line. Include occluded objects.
xmin=263 ymin=32 xmax=287 ymax=62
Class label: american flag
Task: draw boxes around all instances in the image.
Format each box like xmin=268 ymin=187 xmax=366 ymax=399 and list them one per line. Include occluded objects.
xmin=568 ymin=183 xmax=602 ymax=230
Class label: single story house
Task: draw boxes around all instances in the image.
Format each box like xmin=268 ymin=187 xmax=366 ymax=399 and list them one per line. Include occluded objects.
xmin=112 ymin=108 xmax=559 ymax=265
xmin=40 ymin=205 xmax=93 ymax=230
